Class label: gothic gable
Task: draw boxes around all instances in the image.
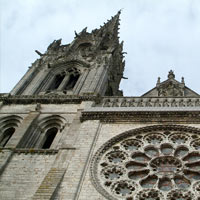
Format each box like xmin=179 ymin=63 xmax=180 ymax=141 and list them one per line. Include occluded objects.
xmin=142 ymin=70 xmax=199 ymax=97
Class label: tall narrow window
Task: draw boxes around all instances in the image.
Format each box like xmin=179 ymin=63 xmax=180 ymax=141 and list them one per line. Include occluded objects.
xmin=48 ymin=74 xmax=65 ymax=90
xmin=0 ymin=127 xmax=15 ymax=147
xmin=64 ymin=74 xmax=80 ymax=90
xmin=42 ymin=127 xmax=58 ymax=149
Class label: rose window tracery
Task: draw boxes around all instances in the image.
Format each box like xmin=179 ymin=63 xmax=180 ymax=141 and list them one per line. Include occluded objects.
xmin=90 ymin=125 xmax=200 ymax=200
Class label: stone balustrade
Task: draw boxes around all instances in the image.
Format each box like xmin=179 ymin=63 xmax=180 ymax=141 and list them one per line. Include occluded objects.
xmin=95 ymin=97 xmax=200 ymax=107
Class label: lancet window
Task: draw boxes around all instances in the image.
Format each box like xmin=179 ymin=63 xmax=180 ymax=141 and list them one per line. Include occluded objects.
xmin=41 ymin=127 xmax=58 ymax=149
xmin=0 ymin=115 xmax=23 ymax=147
xmin=20 ymin=115 xmax=66 ymax=149
xmin=47 ymin=67 xmax=80 ymax=92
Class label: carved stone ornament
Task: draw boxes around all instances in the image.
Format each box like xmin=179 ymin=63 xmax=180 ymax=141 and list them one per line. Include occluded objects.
xmin=90 ymin=125 xmax=200 ymax=200
xmin=157 ymin=81 xmax=184 ymax=97
xmin=99 ymin=97 xmax=200 ymax=108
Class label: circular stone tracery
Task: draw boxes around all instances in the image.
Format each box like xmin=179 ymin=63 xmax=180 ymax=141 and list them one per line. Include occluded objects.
xmin=91 ymin=125 xmax=200 ymax=200
xmin=150 ymin=156 xmax=182 ymax=177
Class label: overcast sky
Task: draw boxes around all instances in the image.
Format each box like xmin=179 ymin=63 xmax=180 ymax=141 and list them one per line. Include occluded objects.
xmin=1 ymin=0 xmax=200 ymax=96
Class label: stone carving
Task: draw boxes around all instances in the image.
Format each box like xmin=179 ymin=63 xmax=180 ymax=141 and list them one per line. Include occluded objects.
xmin=157 ymin=70 xmax=185 ymax=97
xmin=90 ymin=125 xmax=200 ymax=199
xmin=158 ymin=81 xmax=184 ymax=97
xmin=99 ymin=97 xmax=200 ymax=108
xmin=47 ymin=39 xmax=62 ymax=51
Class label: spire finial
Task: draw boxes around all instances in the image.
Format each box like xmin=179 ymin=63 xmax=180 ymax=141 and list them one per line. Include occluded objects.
xmin=157 ymin=77 xmax=161 ymax=84
xmin=168 ymin=70 xmax=175 ymax=79
xmin=98 ymin=10 xmax=121 ymax=34
xmin=181 ymin=77 xmax=185 ymax=84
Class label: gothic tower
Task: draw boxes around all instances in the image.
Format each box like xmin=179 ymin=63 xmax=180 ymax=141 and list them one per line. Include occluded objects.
xmin=11 ymin=11 xmax=124 ymax=97
xmin=1 ymin=12 xmax=200 ymax=200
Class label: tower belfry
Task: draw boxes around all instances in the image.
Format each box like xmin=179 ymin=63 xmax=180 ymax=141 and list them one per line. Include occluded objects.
xmin=11 ymin=11 xmax=124 ymax=97
xmin=1 ymin=11 xmax=200 ymax=200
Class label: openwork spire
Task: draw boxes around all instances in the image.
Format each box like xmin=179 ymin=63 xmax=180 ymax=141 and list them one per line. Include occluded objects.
xmin=101 ymin=10 xmax=121 ymax=30
xmin=97 ymin=10 xmax=121 ymax=43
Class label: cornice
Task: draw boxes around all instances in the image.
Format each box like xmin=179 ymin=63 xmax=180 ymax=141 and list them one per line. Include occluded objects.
xmin=81 ymin=110 xmax=200 ymax=123
xmin=0 ymin=94 xmax=98 ymax=105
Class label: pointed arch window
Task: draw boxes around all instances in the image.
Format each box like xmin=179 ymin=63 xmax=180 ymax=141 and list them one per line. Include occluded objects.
xmin=0 ymin=115 xmax=22 ymax=148
xmin=0 ymin=127 xmax=15 ymax=147
xmin=19 ymin=115 xmax=66 ymax=149
xmin=47 ymin=67 xmax=80 ymax=93
xmin=48 ymin=73 xmax=65 ymax=90
xmin=42 ymin=127 xmax=58 ymax=149
xmin=64 ymin=73 xmax=80 ymax=90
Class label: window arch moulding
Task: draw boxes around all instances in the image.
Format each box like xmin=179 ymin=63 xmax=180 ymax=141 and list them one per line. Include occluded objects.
xmin=21 ymin=115 xmax=66 ymax=149
xmin=37 ymin=60 xmax=89 ymax=95
xmin=0 ymin=115 xmax=23 ymax=147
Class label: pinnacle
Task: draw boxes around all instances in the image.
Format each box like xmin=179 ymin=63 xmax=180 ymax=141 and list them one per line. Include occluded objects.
xmin=168 ymin=70 xmax=175 ymax=79
xmin=97 ymin=10 xmax=121 ymax=37
xmin=106 ymin=10 xmax=121 ymax=29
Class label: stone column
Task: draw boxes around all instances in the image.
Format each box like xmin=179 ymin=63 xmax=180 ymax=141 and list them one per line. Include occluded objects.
xmin=57 ymin=74 xmax=70 ymax=90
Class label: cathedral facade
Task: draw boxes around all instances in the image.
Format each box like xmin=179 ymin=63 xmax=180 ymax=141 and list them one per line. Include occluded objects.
xmin=1 ymin=11 xmax=200 ymax=200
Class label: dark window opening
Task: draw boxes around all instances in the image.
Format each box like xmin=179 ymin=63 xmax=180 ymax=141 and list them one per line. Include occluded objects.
xmin=105 ymin=85 xmax=113 ymax=96
xmin=48 ymin=74 xmax=65 ymax=90
xmin=64 ymin=74 xmax=80 ymax=90
xmin=42 ymin=127 xmax=58 ymax=149
xmin=0 ymin=127 xmax=15 ymax=147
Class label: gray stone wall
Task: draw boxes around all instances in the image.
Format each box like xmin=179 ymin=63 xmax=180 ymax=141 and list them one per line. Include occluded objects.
xmin=0 ymin=153 xmax=56 ymax=200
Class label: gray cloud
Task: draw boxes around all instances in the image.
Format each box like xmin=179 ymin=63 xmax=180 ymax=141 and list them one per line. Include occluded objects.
xmin=1 ymin=0 xmax=200 ymax=96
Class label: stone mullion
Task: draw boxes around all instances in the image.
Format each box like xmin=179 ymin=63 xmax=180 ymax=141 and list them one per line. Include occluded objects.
xmin=23 ymin=126 xmax=40 ymax=148
xmin=57 ymin=73 xmax=70 ymax=91
xmin=34 ymin=132 xmax=46 ymax=148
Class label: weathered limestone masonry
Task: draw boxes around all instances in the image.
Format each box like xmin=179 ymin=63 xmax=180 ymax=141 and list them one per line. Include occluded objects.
xmin=1 ymin=11 xmax=200 ymax=200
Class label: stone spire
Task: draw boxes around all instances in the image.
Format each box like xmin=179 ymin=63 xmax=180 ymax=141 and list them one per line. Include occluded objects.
xmin=96 ymin=10 xmax=121 ymax=43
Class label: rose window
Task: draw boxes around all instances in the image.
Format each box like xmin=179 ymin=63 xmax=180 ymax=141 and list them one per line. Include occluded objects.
xmin=91 ymin=125 xmax=200 ymax=200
